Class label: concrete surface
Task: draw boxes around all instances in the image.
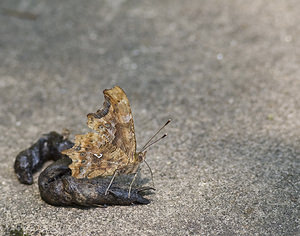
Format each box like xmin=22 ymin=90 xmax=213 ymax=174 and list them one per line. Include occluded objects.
xmin=0 ymin=0 xmax=299 ymax=235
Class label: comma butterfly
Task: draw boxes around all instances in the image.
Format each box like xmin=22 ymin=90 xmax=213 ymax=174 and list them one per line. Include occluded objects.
xmin=62 ymin=86 xmax=170 ymax=196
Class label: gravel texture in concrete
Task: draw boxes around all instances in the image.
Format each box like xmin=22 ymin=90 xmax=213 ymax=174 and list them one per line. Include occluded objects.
xmin=0 ymin=0 xmax=299 ymax=235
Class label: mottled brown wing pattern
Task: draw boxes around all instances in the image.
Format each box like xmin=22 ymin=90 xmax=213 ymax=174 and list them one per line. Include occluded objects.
xmin=89 ymin=86 xmax=136 ymax=161
xmin=62 ymin=132 xmax=127 ymax=178
xmin=62 ymin=86 xmax=139 ymax=179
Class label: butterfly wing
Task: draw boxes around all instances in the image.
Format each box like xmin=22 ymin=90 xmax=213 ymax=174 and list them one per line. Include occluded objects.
xmin=62 ymin=86 xmax=137 ymax=179
xmin=63 ymin=134 xmax=129 ymax=178
xmin=87 ymin=86 xmax=136 ymax=162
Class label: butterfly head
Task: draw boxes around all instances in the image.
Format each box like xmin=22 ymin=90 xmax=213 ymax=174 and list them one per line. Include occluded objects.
xmin=135 ymin=151 xmax=147 ymax=163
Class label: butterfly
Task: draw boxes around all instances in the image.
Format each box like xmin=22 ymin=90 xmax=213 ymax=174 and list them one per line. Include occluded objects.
xmin=62 ymin=86 xmax=170 ymax=196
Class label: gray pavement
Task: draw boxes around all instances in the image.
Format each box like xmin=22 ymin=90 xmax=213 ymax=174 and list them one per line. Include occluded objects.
xmin=0 ymin=0 xmax=299 ymax=235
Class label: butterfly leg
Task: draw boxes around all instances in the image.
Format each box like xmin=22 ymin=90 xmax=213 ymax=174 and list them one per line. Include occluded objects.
xmin=128 ymin=166 xmax=140 ymax=198
xmin=144 ymin=160 xmax=155 ymax=189
xmin=105 ymin=170 xmax=118 ymax=195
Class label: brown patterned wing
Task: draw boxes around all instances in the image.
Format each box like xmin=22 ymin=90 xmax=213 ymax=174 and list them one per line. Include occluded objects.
xmin=87 ymin=86 xmax=136 ymax=162
xmin=62 ymin=86 xmax=137 ymax=179
xmin=62 ymin=133 xmax=129 ymax=178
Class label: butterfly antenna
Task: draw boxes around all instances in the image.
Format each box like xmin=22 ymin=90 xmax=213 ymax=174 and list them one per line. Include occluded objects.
xmin=144 ymin=160 xmax=155 ymax=188
xmin=141 ymin=134 xmax=168 ymax=152
xmin=140 ymin=119 xmax=171 ymax=152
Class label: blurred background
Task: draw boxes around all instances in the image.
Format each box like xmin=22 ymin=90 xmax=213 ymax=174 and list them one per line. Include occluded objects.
xmin=0 ymin=0 xmax=299 ymax=235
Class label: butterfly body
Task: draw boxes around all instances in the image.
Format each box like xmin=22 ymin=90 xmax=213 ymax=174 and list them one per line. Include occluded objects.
xmin=62 ymin=86 xmax=146 ymax=179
